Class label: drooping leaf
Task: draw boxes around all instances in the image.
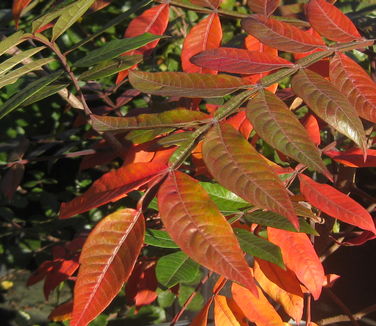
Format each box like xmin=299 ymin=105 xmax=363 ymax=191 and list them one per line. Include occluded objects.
xmin=144 ymin=229 xmax=179 ymax=248
xmin=158 ymin=171 xmax=258 ymax=295
xmin=202 ymin=123 xmax=298 ymax=229
xmin=291 ymin=68 xmax=367 ymax=153
xmin=0 ymin=31 xmax=25 ymax=56
xmin=247 ymin=0 xmax=280 ymax=17
xmin=232 ymin=282 xmax=285 ymax=326
xmin=324 ymin=148 xmax=376 ymax=168
xmin=71 ymin=209 xmax=144 ymax=326
xmin=241 ymin=15 xmax=325 ymax=53
xmin=191 ymin=48 xmax=293 ymax=74
xmin=156 ymin=251 xmax=200 ymax=288
xmin=267 ymin=227 xmax=325 ymax=300
xmin=73 ymin=34 xmax=162 ymax=67
xmin=189 ymin=0 xmax=221 ymax=8
xmin=91 ymin=109 xmax=209 ymax=132
xmin=12 ymin=0 xmax=32 ymax=27
xmin=299 ymin=174 xmax=376 ymax=233
xmin=59 ymin=162 xmax=167 ymax=219
xmin=234 ymin=228 xmax=284 ymax=268
xmin=306 ymin=0 xmax=362 ymax=42
xmin=52 ymin=0 xmax=97 ymax=41
xmin=129 ymin=71 xmax=250 ymax=98
xmin=182 ymin=13 xmax=222 ymax=74
xmin=0 ymin=71 xmax=62 ymax=119
xmin=254 ymin=259 xmax=304 ymax=323
xmin=0 ymin=58 xmax=55 ymax=89
xmin=214 ymin=295 xmax=248 ymax=326
xmin=246 ymin=90 xmax=331 ymax=180
xmin=330 ymin=52 xmax=376 ymax=123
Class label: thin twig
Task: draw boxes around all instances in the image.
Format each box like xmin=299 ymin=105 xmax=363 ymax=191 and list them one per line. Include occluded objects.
xmin=318 ymin=303 xmax=376 ymax=325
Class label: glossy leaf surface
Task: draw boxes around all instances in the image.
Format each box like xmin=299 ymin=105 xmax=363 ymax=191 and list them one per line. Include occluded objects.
xmin=59 ymin=162 xmax=167 ymax=219
xmin=306 ymin=0 xmax=362 ymax=42
xmin=214 ymin=295 xmax=248 ymax=326
xmin=202 ymin=123 xmax=298 ymax=229
xmin=324 ymin=148 xmax=376 ymax=168
xmin=182 ymin=13 xmax=222 ymax=74
xmin=71 ymin=209 xmax=144 ymax=326
xmin=158 ymin=171 xmax=257 ymax=294
xmin=299 ymin=174 xmax=376 ymax=233
xmin=247 ymin=0 xmax=280 ymax=17
xmin=268 ymin=227 xmax=325 ymax=300
xmin=241 ymin=15 xmax=324 ymax=53
xmin=291 ymin=69 xmax=367 ymax=153
xmin=129 ymin=71 xmax=249 ymax=98
xmin=247 ymin=90 xmax=331 ymax=179
xmin=330 ymin=52 xmax=376 ymax=123
xmin=191 ymin=48 xmax=293 ymax=74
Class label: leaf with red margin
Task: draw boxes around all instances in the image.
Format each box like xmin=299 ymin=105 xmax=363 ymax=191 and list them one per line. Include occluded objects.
xmin=129 ymin=71 xmax=250 ymax=98
xmin=301 ymin=113 xmax=321 ymax=146
xmin=299 ymin=174 xmax=376 ymax=233
xmin=71 ymin=209 xmax=145 ymax=326
xmin=202 ymin=123 xmax=299 ymax=230
xmin=241 ymin=15 xmax=325 ymax=53
xmin=12 ymin=0 xmax=32 ymax=28
xmin=254 ymin=258 xmax=303 ymax=323
xmin=306 ymin=0 xmax=362 ymax=42
xmin=191 ymin=48 xmax=293 ymax=74
xmin=267 ymin=227 xmax=325 ymax=300
xmin=48 ymin=300 xmax=73 ymax=322
xmin=324 ymin=148 xmax=376 ymax=168
xmin=190 ymin=0 xmax=221 ymax=8
xmin=330 ymin=52 xmax=376 ymax=123
xmin=214 ymin=295 xmax=248 ymax=326
xmin=59 ymin=161 xmax=167 ymax=219
xmin=344 ymin=229 xmax=376 ymax=246
xmin=158 ymin=171 xmax=258 ymax=295
xmin=247 ymin=0 xmax=281 ymax=17
xmin=232 ymin=282 xmax=285 ymax=326
xmin=191 ymin=298 xmax=213 ymax=326
xmin=182 ymin=13 xmax=222 ymax=74
xmin=291 ymin=69 xmax=367 ymax=154
xmin=246 ymin=90 xmax=331 ymax=180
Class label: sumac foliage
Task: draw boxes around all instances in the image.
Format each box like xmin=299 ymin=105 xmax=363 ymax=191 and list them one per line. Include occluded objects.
xmin=1 ymin=0 xmax=376 ymax=325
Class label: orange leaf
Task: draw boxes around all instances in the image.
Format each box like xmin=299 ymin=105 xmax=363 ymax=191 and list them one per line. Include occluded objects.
xmin=301 ymin=113 xmax=321 ymax=146
xmin=12 ymin=0 xmax=32 ymax=28
xmin=226 ymin=111 xmax=253 ymax=139
xmin=299 ymin=174 xmax=376 ymax=233
xmin=190 ymin=298 xmax=214 ymax=326
xmin=324 ymin=148 xmax=376 ymax=168
xmin=247 ymin=0 xmax=280 ymax=17
xmin=182 ymin=13 xmax=222 ymax=74
xmin=306 ymin=0 xmax=362 ymax=42
xmin=232 ymin=282 xmax=284 ymax=326
xmin=158 ymin=171 xmax=258 ymax=295
xmin=59 ymin=161 xmax=167 ymax=219
xmin=214 ymin=295 xmax=248 ymax=326
xmin=71 ymin=209 xmax=145 ymax=326
xmin=190 ymin=0 xmax=221 ymax=8
xmin=48 ymin=300 xmax=73 ymax=322
xmin=267 ymin=227 xmax=325 ymax=300
xmin=254 ymin=259 xmax=304 ymax=322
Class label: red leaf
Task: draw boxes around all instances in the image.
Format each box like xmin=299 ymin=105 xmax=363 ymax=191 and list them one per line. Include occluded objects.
xmin=182 ymin=13 xmax=222 ymax=74
xmin=59 ymin=162 xmax=167 ymax=219
xmin=324 ymin=148 xmax=376 ymax=168
xmin=330 ymin=52 xmax=376 ymax=123
xmin=301 ymin=113 xmax=321 ymax=146
xmin=241 ymin=15 xmax=325 ymax=53
xmin=27 ymin=261 xmax=54 ymax=287
xmin=191 ymin=298 xmax=213 ymax=326
xmin=299 ymin=174 xmax=376 ymax=233
xmin=12 ymin=0 xmax=32 ymax=28
xmin=191 ymin=47 xmax=293 ymax=74
xmin=267 ymin=227 xmax=325 ymax=300
xmin=71 ymin=209 xmax=145 ymax=326
xmin=190 ymin=0 xmax=221 ymax=8
xmin=226 ymin=111 xmax=253 ymax=139
xmin=48 ymin=300 xmax=73 ymax=322
xmin=306 ymin=0 xmax=362 ymax=42
xmin=247 ymin=0 xmax=281 ymax=17
xmin=158 ymin=171 xmax=258 ymax=295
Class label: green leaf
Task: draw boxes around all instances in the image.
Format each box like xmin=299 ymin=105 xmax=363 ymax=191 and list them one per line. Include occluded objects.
xmin=79 ymin=56 xmax=143 ymax=81
xmin=125 ymin=128 xmax=175 ymax=144
xmin=157 ymin=289 xmax=176 ymax=308
xmin=52 ymin=0 xmax=97 ymax=41
xmin=0 ymin=71 xmax=63 ymax=119
xmin=243 ymin=210 xmax=319 ymax=235
xmin=291 ymin=68 xmax=367 ymax=153
xmin=156 ymin=251 xmax=200 ymax=288
xmin=32 ymin=5 xmax=67 ymax=33
xmin=200 ymin=182 xmax=250 ymax=213
xmin=0 ymin=47 xmax=46 ymax=76
xmin=234 ymin=228 xmax=284 ymax=268
xmin=21 ymin=83 xmax=69 ymax=107
xmin=73 ymin=34 xmax=163 ymax=67
xmin=246 ymin=90 xmax=331 ymax=180
xmin=178 ymin=285 xmax=204 ymax=312
xmin=144 ymin=229 xmax=179 ymax=249
xmin=0 ymin=31 xmax=25 ymax=56
xmin=0 ymin=58 xmax=55 ymax=89
xmin=91 ymin=108 xmax=209 ymax=132
xmin=152 ymin=131 xmax=195 ymax=148
xmin=129 ymin=71 xmax=250 ymax=98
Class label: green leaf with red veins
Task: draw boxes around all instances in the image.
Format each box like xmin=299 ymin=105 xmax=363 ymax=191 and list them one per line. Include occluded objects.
xmin=202 ymin=123 xmax=298 ymax=230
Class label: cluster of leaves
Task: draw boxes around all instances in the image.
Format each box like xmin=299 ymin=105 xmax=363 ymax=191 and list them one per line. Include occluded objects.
xmin=1 ymin=0 xmax=376 ymax=325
